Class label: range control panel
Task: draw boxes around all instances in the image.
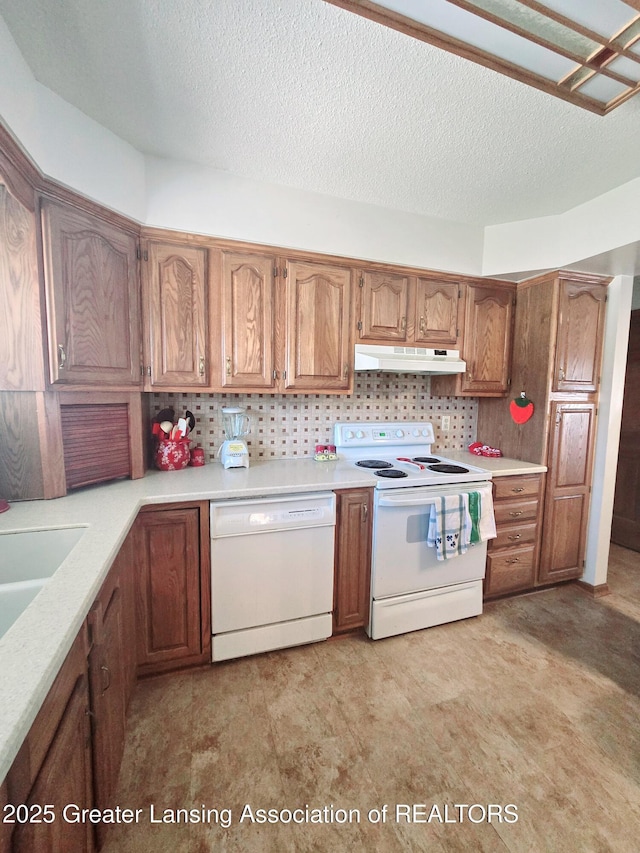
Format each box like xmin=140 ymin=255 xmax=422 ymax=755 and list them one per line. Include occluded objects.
xmin=333 ymin=421 xmax=435 ymax=449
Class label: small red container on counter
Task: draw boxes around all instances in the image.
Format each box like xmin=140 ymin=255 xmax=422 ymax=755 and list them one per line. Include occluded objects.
xmin=189 ymin=446 xmax=205 ymax=467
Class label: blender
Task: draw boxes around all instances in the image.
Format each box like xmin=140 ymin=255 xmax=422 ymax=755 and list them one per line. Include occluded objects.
xmin=219 ymin=406 xmax=251 ymax=468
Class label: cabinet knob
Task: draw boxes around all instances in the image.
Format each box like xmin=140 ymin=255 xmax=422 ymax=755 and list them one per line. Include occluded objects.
xmin=58 ymin=343 xmax=67 ymax=370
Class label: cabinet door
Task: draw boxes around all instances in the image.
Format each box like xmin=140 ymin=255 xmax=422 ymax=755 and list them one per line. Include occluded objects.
xmin=333 ymin=489 xmax=373 ymax=633
xmin=41 ymin=199 xmax=141 ymax=386
xmin=0 ymin=182 xmax=45 ymax=391
xmin=12 ymin=676 xmax=94 ymax=853
xmin=284 ymin=260 xmax=352 ymax=391
xmin=554 ymin=281 xmax=606 ymax=393
xmin=143 ymin=241 xmax=208 ymax=387
xmin=461 ymin=284 xmax=513 ymax=394
xmin=357 ymin=270 xmax=409 ymax=342
xmin=538 ymin=402 xmax=597 ymax=584
xmin=221 ymin=251 xmax=276 ymax=389
xmin=414 ymin=279 xmax=460 ymax=347
xmin=88 ymin=585 xmax=126 ymax=850
xmin=133 ymin=505 xmax=209 ymax=675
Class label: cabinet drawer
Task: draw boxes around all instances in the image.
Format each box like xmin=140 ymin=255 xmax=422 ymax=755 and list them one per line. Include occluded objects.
xmin=493 ymin=475 xmax=541 ymax=501
xmin=493 ymin=499 xmax=539 ymax=525
xmin=490 ymin=522 xmax=538 ymax=551
xmin=485 ymin=546 xmax=536 ymax=597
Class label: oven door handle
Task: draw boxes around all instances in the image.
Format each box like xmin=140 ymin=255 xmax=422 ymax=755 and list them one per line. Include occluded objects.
xmin=377 ymin=493 xmax=440 ymax=507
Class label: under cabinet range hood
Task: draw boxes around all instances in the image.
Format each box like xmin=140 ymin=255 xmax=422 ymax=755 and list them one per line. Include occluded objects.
xmin=354 ymin=344 xmax=466 ymax=375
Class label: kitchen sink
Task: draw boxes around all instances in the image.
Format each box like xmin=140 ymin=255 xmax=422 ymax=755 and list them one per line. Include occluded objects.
xmin=0 ymin=527 xmax=86 ymax=639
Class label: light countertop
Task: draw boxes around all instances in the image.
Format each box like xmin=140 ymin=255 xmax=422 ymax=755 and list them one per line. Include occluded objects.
xmin=0 ymin=452 xmax=546 ymax=781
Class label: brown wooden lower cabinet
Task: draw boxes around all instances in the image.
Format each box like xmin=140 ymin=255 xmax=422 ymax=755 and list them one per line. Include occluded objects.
xmin=132 ymin=501 xmax=211 ymax=676
xmin=87 ymin=569 xmax=128 ymax=850
xmin=333 ymin=488 xmax=373 ymax=634
xmin=538 ymin=402 xmax=596 ymax=584
xmin=5 ymin=628 xmax=95 ymax=853
xmin=484 ymin=474 xmax=544 ymax=599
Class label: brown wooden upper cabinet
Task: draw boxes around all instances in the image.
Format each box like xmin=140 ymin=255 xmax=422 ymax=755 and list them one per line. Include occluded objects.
xmin=219 ymin=250 xmax=277 ymax=390
xmin=284 ymin=259 xmax=352 ymax=391
xmin=0 ymin=180 xmax=45 ymax=392
xmin=40 ymin=199 xmax=141 ymax=387
xmin=355 ymin=272 xmax=461 ymax=348
xmin=461 ymin=284 xmax=514 ymax=394
xmin=141 ymin=240 xmax=209 ymax=388
xmin=414 ymin=278 xmax=461 ymax=347
xmin=217 ymin=252 xmax=352 ymax=392
xmin=357 ymin=270 xmax=410 ymax=341
xmin=554 ymin=279 xmax=606 ymax=394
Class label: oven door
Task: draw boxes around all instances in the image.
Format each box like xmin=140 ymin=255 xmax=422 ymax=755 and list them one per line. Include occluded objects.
xmin=371 ymin=485 xmax=488 ymax=600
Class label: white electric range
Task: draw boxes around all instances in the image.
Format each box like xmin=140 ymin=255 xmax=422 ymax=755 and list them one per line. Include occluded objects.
xmin=334 ymin=421 xmax=494 ymax=640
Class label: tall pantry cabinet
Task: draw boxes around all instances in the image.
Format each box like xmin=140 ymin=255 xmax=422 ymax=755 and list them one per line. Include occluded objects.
xmin=477 ymin=271 xmax=608 ymax=586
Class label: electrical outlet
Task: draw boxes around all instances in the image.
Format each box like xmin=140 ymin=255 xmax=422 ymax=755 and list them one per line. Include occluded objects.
xmin=441 ymin=415 xmax=451 ymax=431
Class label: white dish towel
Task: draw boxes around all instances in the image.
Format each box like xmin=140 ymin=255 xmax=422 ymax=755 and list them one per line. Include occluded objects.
xmin=426 ymin=493 xmax=472 ymax=561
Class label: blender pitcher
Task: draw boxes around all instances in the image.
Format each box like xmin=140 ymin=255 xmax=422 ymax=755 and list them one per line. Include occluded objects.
xmin=219 ymin=406 xmax=251 ymax=468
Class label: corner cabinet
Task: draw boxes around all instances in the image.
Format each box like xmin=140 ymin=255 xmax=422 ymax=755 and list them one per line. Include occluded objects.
xmin=333 ymin=488 xmax=373 ymax=634
xmin=141 ymin=240 xmax=209 ymax=388
xmin=40 ymin=199 xmax=141 ymax=388
xmin=132 ymin=502 xmax=211 ymax=676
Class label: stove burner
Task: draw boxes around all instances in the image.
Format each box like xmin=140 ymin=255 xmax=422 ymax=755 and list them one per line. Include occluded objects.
xmin=356 ymin=459 xmax=393 ymax=469
xmin=428 ymin=463 xmax=470 ymax=474
xmin=412 ymin=456 xmax=441 ymax=464
xmin=375 ymin=469 xmax=408 ymax=479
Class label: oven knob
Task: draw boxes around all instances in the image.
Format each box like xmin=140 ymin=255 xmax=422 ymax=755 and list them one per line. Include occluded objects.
xmin=421 ymin=428 xmax=429 ymax=437
xmin=395 ymin=429 xmax=404 ymax=438
xmin=345 ymin=430 xmax=355 ymax=440
xmin=412 ymin=428 xmax=420 ymax=437
xmin=356 ymin=430 xmax=365 ymax=439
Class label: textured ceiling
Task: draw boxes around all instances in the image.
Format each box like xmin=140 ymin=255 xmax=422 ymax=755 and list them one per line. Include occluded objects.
xmin=2 ymin=0 xmax=640 ymax=225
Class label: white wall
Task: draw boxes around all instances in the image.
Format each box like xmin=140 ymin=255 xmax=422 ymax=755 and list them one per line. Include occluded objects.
xmin=0 ymin=15 xmax=146 ymax=222
xmin=144 ymin=156 xmax=484 ymax=273
xmin=483 ymin=180 xmax=640 ymax=278
xmin=583 ymin=275 xmax=634 ymax=587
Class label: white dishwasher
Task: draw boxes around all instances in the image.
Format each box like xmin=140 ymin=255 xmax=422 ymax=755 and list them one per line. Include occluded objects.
xmin=210 ymin=492 xmax=336 ymax=662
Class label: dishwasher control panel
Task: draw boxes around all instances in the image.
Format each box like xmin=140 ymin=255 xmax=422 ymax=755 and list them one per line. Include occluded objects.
xmin=210 ymin=492 xmax=336 ymax=537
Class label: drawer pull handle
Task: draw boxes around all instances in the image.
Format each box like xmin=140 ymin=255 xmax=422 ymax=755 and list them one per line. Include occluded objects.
xmin=58 ymin=343 xmax=66 ymax=370
xmin=511 ymin=487 xmax=525 ymax=493
xmin=199 ymin=356 xmax=205 ymax=376
xmin=508 ymin=534 xmax=522 ymax=541
xmin=505 ymin=558 xmax=520 ymax=564
xmin=509 ymin=511 xmax=523 ymax=517
xmin=226 ymin=356 xmax=231 ymax=376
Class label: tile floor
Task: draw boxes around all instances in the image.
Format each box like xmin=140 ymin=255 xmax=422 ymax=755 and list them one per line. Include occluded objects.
xmin=103 ymin=544 xmax=640 ymax=852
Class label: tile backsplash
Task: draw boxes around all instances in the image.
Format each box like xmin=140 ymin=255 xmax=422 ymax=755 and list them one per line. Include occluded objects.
xmin=149 ymin=374 xmax=477 ymax=461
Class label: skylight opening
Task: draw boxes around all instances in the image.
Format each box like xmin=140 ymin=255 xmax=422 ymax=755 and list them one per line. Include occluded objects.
xmin=325 ymin=0 xmax=640 ymax=113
